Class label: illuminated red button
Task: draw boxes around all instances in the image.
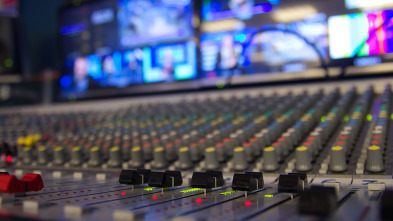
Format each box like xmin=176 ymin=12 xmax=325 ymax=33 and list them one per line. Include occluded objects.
xmin=272 ymin=142 xmax=280 ymax=146
xmin=373 ymin=134 xmax=382 ymax=139
xmin=216 ymin=143 xmax=224 ymax=147
xmin=303 ymin=141 xmax=313 ymax=146
xmin=337 ymin=141 xmax=346 ymax=145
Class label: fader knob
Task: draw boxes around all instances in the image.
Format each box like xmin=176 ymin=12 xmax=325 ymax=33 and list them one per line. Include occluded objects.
xmin=295 ymin=146 xmax=312 ymax=172
xmin=87 ymin=146 xmax=102 ymax=168
xmin=53 ymin=146 xmax=66 ymax=166
xmin=152 ymin=147 xmax=168 ymax=169
xmin=366 ymin=145 xmax=385 ymax=172
xmin=299 ymin=186 xmax=337 ymax=215
xmin=329 ymin=146 xmax=347 ymax=172
xmin=233 ymin=147 xmax=248 ymax=171
xmin=107 ymin=147 xmax=122 ymax=168
xmin=178 ymin=147 xmax=193 ymax=170
xmin=37 ymin=146 xmax=48 ymax=165
xmin=70 ymin=146 xmax=83 ymax=167
xmin=205 ymin=147 xmax=220 ymax=170
xmin=263 ymin=147 xmax=279 ymax=172
xmin=129 ymin=146 xmax=144 ymax=168
xmin=22 ymin=146 xmax=33 ymax=165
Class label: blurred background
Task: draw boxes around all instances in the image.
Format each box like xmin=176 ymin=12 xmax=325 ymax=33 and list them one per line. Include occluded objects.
xmin=2 ymin=0 xmax=393 ymax=107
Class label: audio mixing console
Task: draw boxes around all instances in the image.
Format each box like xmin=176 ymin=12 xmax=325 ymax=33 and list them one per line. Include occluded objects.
xmin=0 ymin=80 xmax=392 ymax=220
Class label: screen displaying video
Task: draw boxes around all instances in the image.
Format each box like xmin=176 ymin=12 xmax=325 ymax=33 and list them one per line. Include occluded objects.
xmin=118 ymin=0 xmax=194 ymax=47
xmin=329 ymin=9 xmax=393 ymax=59
xmin=59 ymin=0 xmax=196 ymax=98
xmin=346 ymin=0 xmax=393 ymax=9
xmin=201 ymin=13 xmax=328 ymax=77
xmin=202 ymin=0 xmax=275 ymax=21
xmin=60 ymin=41 xmax=197 ymax=94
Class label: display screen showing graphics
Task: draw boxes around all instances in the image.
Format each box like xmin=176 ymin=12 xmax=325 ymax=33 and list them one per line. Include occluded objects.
xmin=329 ymin=9 xmax=393 ymax=59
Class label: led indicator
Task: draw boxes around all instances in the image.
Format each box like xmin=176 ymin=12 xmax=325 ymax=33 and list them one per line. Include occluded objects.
xmin=321 ymin=116 xmax=326 ymax=122
xmin=245 ymin=201 xmax=252 ymax=206
xmin=144 ymin=188 xmax=154 ymax=191
xmin=120 ymin=192 xmax=126 ymax=196
xmin=220 ymin=191 xmax=236 ymax=196
xmin=367 ymin=114 xmax=373 ymax=121
xmin=344 ymin=115 xmax=349 ymax=122
xmin=264 ymin=194 xmax=274 ymax=198
xmin=196 ymin=198 xmax=202 ymax=203
xmin=180 ymin=188 xmax=204 ymax=193
xmin=4 ymin=59 xmax=13 ymax=68
xmin=216 ymin=80 xmax=225 ymax=89
xmin=152 ymin=196 xmax=158 ymax=200
xmin=6 ymin=155 xmax=12 ymax=163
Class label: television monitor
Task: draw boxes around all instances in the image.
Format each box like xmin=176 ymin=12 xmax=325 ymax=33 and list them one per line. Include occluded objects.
xmin=201 ymin=0 xmax=393 ymax=84
xmin=59 ymin=0 xmax=197 ymax=99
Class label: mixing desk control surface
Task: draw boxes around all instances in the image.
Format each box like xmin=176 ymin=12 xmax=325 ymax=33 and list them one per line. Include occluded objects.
xmin=0 ymin=84 xmax=392 ymax=220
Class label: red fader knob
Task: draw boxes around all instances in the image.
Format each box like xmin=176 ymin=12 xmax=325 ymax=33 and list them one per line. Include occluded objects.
xmin=0 ymin=173 xmax=44 ymax=194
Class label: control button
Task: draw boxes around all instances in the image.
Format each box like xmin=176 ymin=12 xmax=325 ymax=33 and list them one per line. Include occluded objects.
xmin=87 ymin=147 xmax=102 ymax=168
xmin=368 ymin=182 xmax=385 ymax=191
xmin=299 ymin=186 xmax=337 ymax=215
xmin=0 ymin=173 xmax=44 ymax=194
xmin=23 ymin=200 xmax=49 ymax=213
xmin=53 ymin=146 xmax=66 ymax=166
xmin=165 ymin=143 xmax=177 ymax=162
xmin=191 ymin=171 xmax=224 ymax=189
xmin=107 ymin=147 xmax=123 ymax=168
xmin=366 ymin=145 xmax=385 ymax=172
xmin=178 ymin=147 xmax=193 ymax=170
xmin=278 ymin=174 xmax=302 ymax=193
xmin=232 ymin=172 xmax=264 ymax=192
xmin=323 ymin=182 xmax=341 ymax=193
xmin=288 ymin=173 xmax=308 ymax=189
xmin=233 ymin=147 xmax=248 ymax=171
xmin=37 ymin=146 xmax=48 ymax=165
xmin=70 ymin=146 xmax=83 ymax=167
xmin=205 ymin=147 xmax=220 ymax=171
xmin=119 ymin=169 xmax=151 ymax=185
xmin=329 ymin=146 xmax=347 ymax=172
xmin=295 ymin=146 xmax=312 ymax=172
xmin=113 ymin=210 xmax=135 ymax=221
xmin=148 ymin=171 xmax=183 ymax=188
xmin=263 ymin=147 xmax=279 ymax=172
xmin=215 ymin=143 xmax=227 ymax=162
xmin=190 ymin=143 xmax=201 ymax=162
xmin=380 ymin=190 xmax=393 ymax=220
xmin=22 ymin=146 xmax=33 ymax=165
xmin=130 ymin=146 xmax=144 ymax=169
xmin=152 ymin=147 xmax=168 ymax=169
xmin=64 ymin=205 xmax=92 ymax=219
